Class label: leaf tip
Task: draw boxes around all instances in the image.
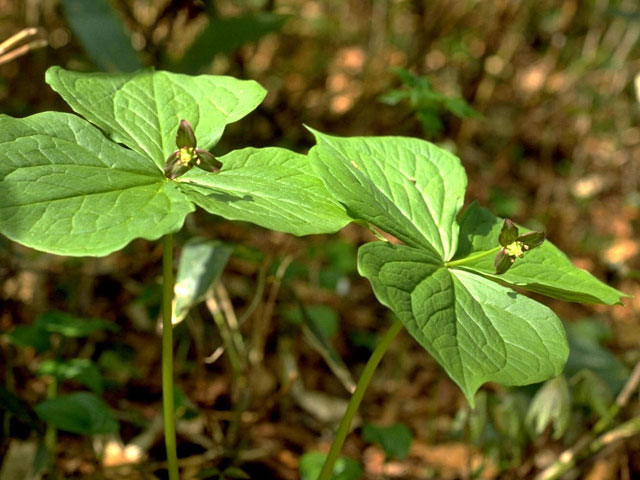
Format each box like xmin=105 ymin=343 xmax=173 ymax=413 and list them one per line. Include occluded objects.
xmin=303 ymin=125 xmax=337 ymax=146
xmin=461 ymin=387 xmax=478 ymax=408
xmin=303 ymin=124 xmax=321 ymax=138
xmin=44 ymin=65 xmax=62 ymax=87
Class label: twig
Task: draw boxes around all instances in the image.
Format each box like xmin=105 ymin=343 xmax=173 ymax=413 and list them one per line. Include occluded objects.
xmin=216 ymin=283 xmax=247 ymax=364
xmin=205 ymin=291 xmax=242 ymax=376
xmin=249 ymin=255 xmax=293 ymax=366
xmin=0 ymin=28 xmax=47 ymax=66
xmin=237 ymin=259 xmax=269 ymax=326
xmin=594 ymin=362 xmax=640 ymax=434
xmin=212 ymin=283 xmax=251 ymax=448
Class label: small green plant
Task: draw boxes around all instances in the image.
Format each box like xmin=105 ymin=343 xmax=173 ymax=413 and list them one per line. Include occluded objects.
xmin=379 ymin=67 xmax=480 ymax=137
xmin=4 ymin=310 xmax=118 ymax=471
xmin=0 ymin=67 xmax=350 ymax=480
xmin=306 ymin=131 xmax=626 ymax=478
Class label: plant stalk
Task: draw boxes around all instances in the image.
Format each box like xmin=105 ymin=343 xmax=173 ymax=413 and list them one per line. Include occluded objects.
xmin=162 ymin=234 xmax=179 ymax=480
xmin=445 ymin=246 xmax=501 ymax=268
xmin=44 ymin=376 xmax=57 ymax=455
xmin=318 ymin=318 xmax=403 ymax=480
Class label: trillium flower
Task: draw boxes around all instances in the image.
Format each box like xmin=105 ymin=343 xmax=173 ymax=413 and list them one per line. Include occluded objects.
xmin=494 ymin=219 xmax=545 ymax=274
xmin=164 ymin=119 xmax=223 ymax=180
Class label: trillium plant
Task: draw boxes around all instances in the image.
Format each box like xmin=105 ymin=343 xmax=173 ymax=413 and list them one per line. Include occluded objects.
xmin=0 ymin=67 xmax=625 ymax=479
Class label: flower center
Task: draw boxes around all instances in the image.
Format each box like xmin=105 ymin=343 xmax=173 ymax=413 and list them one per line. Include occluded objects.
xmin=178 ymin=146 xmax=195 ymax=165
xmin=505 ymin=241 xmax=524 ymax=258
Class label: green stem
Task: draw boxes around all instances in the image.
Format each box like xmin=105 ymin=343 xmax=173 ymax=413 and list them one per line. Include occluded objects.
xmin=162 ymin=234 xmax=179 ymax=480
xmin=318 ymin=318 xmax=403 ymax=480
xmin=44 ymin=377 xmax=57 ymax=455
xmin=444 ymin=246 xmax=501 ymax=268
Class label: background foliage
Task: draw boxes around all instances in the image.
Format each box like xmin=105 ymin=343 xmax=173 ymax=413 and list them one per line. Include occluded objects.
xmin=0 ymin=0 xmax=638 ymax=478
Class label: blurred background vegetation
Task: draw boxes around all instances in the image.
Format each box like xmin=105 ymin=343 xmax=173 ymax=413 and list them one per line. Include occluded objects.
xmin=1 ymin=0 xmax=639 ymax=479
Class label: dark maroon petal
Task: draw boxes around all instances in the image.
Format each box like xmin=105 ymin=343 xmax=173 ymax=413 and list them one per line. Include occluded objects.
xmin=164 ymin=150 xmax=192 ymax=179
xmin=494 ymin=248 xmax=514 ymax=274
xmin=176 ymin=119 xmax=197 ymax=149
xmin=195 ymin=149 xmax=223 ymax=173
xmin=498 ymin=218 xmax=519 ymax=247
xmin=518 ymin=231 xmax=545 ymax=251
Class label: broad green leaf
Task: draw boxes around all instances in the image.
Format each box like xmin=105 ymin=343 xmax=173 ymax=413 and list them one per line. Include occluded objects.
xmin=177 ymin=13 xmax=288 ymax=74
xmin=173 ymin=237 xmax=233 ymax=323
xmin=0 ymin=112 xmax=194 ymax=256
xmin=45 ymin=66 xmax=266 ymax=167
xmin=34 ymin=392 xmax=118 ymax=435
xmin=36 ymin=311 xmax=118 ymax=337
xmin=358 ymin=242 xmax=569 ymax=403
xmin=60 ymin=0 xmax=142 ymax=72
xmin=36 ymin=359 xmax=104 ymax=394
xmin=4 ymin=324 xmax=51 ymax=353
xmin=309 ymin=130 xmax=466 ymax=260
xmin=178 ymin=147 xmax=350 ymax=235
xmin=362 ymin=422 xmax=413 ymax=460
xmin=453 ymin=202 xmax=626 ymax=305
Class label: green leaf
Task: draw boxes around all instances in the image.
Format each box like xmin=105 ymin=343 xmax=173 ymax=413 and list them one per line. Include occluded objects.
xmin=221 ymin=467 xmax=251 ymax=479
xmin=173 ymin=237 xmax=233 ymax=323
xmin=4 ymin=324 xmax=51 ymax=352
xmin=36 ymin=311 xmax=117 ymax=338
xmin=60 ymin=0 xmax=142 ymax=72
xmin=299 ymin=452 xmax=363 ymax=480
xmin=453 ymin=202 xmax=627 ymax=305
xmin=177 ymin=13 xmax=288 ymax=73
xmin=179 ymin=147 xmax=350 ymax=236
xmin=358 ymin=242 xmax=569 ymax=404
xmin=36 ymin=359 xmax=104 ymax=394
xmin=309 ymin=130 xmax=466 ymax=260
xmin=34 ymin=392 xmax=118 ymax=435
xmin=45 ymin=66 xmax=266 ymax=167
xmin=362 ymin=422 xmax=413 ymax=460
xmin=0 ymin=112 xmax=194 ymax=256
